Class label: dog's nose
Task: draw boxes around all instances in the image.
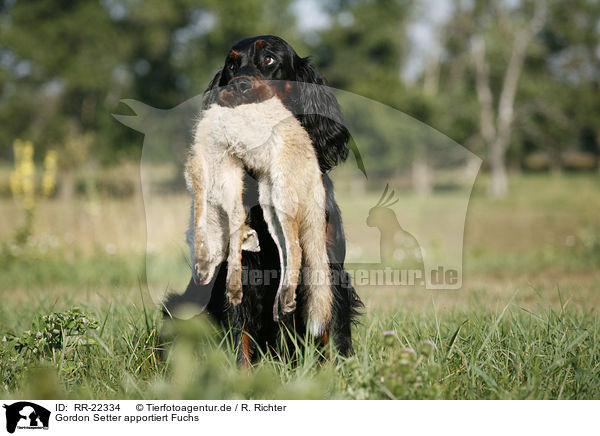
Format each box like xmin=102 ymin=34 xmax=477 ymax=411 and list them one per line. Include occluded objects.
xmin=230 ymin=77 xmax=253 ymax=94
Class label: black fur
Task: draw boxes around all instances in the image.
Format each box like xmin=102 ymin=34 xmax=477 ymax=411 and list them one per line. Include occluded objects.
xmin=163 ymin=35 xmax=362 ymax=363
xmin=291 ymin=58 xmax=350 ymax=173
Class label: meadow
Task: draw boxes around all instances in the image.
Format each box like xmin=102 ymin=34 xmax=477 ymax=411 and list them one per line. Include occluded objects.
xmin=1 ymin=169 xmax=599 ymax=400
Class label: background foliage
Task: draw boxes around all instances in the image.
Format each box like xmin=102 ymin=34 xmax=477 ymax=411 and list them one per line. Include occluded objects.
xmin=1 ymin=0 xmax=599 ymax=181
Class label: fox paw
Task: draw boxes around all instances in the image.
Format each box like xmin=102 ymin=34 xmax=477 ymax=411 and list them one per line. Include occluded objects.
xmin=226 ymin=272 xmax=243 ymax=306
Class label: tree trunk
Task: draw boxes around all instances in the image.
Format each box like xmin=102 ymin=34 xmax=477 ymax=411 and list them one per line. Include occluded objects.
xmin=488 ymin=140 xmax=508 ymax=197
xmin=471 ymin=1 xmax=545 ymax=199
xmin=59 ymin=168 xmax=76 ymax=200
xmin=463 ymin=153 xmax=481 ymax=182
xmin=412 ymin=158 xmax=432 ymax=195
xmin=597 ymin=133 xmax=600 ymax=173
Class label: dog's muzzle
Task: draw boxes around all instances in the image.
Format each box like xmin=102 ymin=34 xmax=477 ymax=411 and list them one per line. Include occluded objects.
xmin=227 ymin=77 xmax=253 ymax=94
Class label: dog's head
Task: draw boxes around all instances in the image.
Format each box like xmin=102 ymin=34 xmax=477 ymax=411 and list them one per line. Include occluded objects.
xmin=212 ymin=35 xmax=300 ymax=107
xmin=203 ymin=35 xmax=350 ymax=173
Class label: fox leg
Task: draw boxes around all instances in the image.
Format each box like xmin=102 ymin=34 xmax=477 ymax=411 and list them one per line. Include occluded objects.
xmin=258 ymin=180 xmax=292 ymax=321
xmin=241 ymin=225 xmax=260 ymax=252
xmin=267 ymin=182 xmax=301 ymax=320
xmin=273 ymin=213 xmax=301 ymax=319
xmin=225 ymin=165 xmax=246 ymax=306
xmin=299 ymin=193 xmax=333 ymax=338
xmin=184 ymin=158 xmax=209 ymax=282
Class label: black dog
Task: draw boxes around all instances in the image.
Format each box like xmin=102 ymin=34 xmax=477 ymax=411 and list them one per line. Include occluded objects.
xmin=3 ymin=403 xmax=51 ymax=434
xmin=163 ymin=35 xmax=362 ymax=364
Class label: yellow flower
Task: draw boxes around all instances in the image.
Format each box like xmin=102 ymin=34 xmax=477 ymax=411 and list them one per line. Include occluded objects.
xmin=10 ymin=140 xmax=24 ymax=197
xmin=42 ymin=150 xmax=58 ymax=197
xmin=20 ymin=141 xmax=36 ymax=212
xmin=10 ymin=139 xmax=36 ymax=212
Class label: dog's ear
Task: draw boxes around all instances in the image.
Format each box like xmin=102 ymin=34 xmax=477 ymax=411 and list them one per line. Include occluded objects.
xmin=293 ymin=57 xmax=349 ymax=173
xmin=201 ymin=68 xmax=223 ymax=110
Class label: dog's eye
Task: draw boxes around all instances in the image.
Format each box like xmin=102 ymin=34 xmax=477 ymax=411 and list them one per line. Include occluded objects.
xmin=264 ymin=56 xmax=275 ymax=66
xmin=227 ymin=62 xmax=235 ymax=71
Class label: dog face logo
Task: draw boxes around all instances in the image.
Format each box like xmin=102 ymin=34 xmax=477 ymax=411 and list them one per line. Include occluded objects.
xmin=2 ymin=402 xmax=50 ymax=433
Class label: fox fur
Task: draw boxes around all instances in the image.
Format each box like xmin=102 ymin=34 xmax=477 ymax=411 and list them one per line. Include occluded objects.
xmin=184 ymin=132 xmax=260 ymax=307
xmin=185 ymin=96 xmax=332 ymax=336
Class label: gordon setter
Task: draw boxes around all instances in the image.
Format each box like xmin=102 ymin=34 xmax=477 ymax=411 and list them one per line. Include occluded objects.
xmin=163 ymin=35 xmax=362 ymax=364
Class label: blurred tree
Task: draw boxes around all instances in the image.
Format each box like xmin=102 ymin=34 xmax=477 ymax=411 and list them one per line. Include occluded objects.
xmin=0 ymin=0 xmax=599 ymax=193
xmin=470 ymin=0 xmax=546 ymax=197
xmin=530 ymin=0 xmax=600 ymax=172
xmin=438 ymin=0 xmax=600 ymax=183
xmin=173 ymin=0 xmax=297 ymax=94
xmin=0 ymin=0 xmax=297 ymax=175
xmin=315 ymin=0 xmax=410 ymax=103
xmin=0 ymin=0 xmax=134 ymax=195
xmin=312 ymin=0 xmax=413 ymax=181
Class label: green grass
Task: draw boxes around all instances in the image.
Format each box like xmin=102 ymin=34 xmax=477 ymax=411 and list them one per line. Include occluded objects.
xmin=1 ymin=293 xmax=598 ymax=399
xmin=1 ymin=172 xmax=600 ymax=399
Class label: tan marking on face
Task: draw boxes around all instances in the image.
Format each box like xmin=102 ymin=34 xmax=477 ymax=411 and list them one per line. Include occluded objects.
xmin=254 ymin=40 xmax=265 ymax=49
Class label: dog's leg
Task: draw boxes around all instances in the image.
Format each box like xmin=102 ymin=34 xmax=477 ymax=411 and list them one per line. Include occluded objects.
xmin=321 ymin=329 xmax=329 ymax=346
xmin=236 ymin=330 xmax=252 ymax=368
xmin=321 ymin=329 xmax=330 ymax=362
xmin=231 ymin=315 xmax=252 ymax=368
